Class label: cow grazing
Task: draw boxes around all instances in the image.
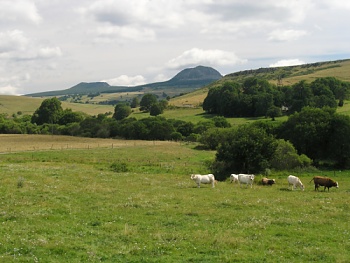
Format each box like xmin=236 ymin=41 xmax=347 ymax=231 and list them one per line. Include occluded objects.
xmin=238 ymin=174 xmax=255 ymax=188
xmin=310 ymin=176 xmax=338 ymax=192
xmin=230 ymin=174 xmax=239 ymax=183
xmin=191 ymin=174 xmax=215 ymax=188
xmin=261 ymin=177 xmax=275 ymax=186
xmin=287 ymin=175 xmax=305 ymax=191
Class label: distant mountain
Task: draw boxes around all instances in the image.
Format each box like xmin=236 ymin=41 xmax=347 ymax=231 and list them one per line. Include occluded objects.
xmin=25 ymin=66 xmax=222 ymax=97
xmin=170 ymin=65 xmax=222 ymax=82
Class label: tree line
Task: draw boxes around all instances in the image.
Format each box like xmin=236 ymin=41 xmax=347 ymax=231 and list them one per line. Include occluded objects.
xmin=203 ymin=106 xmax=350 ymax=179
xmin=0 ymin=96 xmax=229 ymax=142
xmin=2 ymin=78 xmax=350 ymax=179
xmin=203 ymin=77 xmax=349 ymax=118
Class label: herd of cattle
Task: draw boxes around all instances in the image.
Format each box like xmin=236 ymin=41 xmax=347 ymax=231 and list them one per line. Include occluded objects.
xmin=190 ymin=173 xmax=339 ymax=191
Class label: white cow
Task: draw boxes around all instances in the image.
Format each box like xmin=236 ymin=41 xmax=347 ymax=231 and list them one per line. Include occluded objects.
xmin=287 ymin=175 xmax=305 ymax=191
xmin=238 ymin=174 xmax=255 ymax=188
xmin=191 ymin=174 xmax=215 ymax=188
xmin=230 ymin=174 xmax=239 ymax=183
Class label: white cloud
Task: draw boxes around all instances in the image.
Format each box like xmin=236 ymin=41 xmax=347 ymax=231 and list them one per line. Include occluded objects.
xmin=37 ymin=47 xmax=62 ymax=59
xmin=0 ymin=85 xmax=22 ymax=95
xmin=153 ymin=74 xmax=169 ymax=83
xmin=323 ymin=0 xmax=350 ymax=10
xmin=268 ymin=29 xmax=307 ymax=42
xmin=269 ymin=59 xmax=305 ymax=68
xmin=0 ymin=30 xmax=29 ymax=54
xmin=166 ymin=48 xmax=247 ymax=69
xmin=0 ymin=30 xmax=62 ymax=60
xmin=94 ymin=25 xmax=155 ymax=43
xmin=0 ymin=73 xmax=29 ymax=95
xmin=0 ymin=0 xmax=42 ymax=24
xmin=103 ymin=75 xmax=146 ymax=86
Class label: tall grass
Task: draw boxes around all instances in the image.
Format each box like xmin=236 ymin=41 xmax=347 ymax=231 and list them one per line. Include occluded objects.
xmin=0 ymin=136 xmax=350 ymax=262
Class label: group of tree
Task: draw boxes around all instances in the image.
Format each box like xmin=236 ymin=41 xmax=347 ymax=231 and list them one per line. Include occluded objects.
xmin=202 ymin=106 xmax=350 ymax=180
xmin=2 ymin=77 xmax=350 ymax=179
xmin=0 ymin=97 xmax=230 ymax=142
xmin=112 ymin=93 xmax=169 ymax=120
xmin=203 ymin=77 xmax=350 ymax=118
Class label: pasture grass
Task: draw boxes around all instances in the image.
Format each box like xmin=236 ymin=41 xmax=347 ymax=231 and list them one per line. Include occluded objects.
xmin=0 ymin=135 xmax=350 ymax=262
xmin=0 ymin=95 xmax=114 ymax=117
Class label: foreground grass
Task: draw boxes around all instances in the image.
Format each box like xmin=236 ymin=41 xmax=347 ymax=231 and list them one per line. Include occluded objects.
xmin=0 ymin=136 xmax=350 ymax=262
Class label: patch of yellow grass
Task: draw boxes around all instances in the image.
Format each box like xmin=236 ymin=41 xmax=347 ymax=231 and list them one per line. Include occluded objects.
xmin=0 ymin=95 xmax=114 ymax=116
xmin=0 ymin=134 xmax=177 ymax=153
xmin=169 ymin=88 xmax=209 ymax=107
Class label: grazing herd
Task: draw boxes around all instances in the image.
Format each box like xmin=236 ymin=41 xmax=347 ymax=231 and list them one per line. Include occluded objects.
xmin=191 ymin=173 xmax=339 ymax=192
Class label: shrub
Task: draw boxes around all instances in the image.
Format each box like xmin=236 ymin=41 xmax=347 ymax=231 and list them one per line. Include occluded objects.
xmin=17 ymin=177 xmax=25 ymax=188
xmin=110 ymin=162 xmax=128 ymax=173
xmin=270 ymin=139 xmax=312 ymax=170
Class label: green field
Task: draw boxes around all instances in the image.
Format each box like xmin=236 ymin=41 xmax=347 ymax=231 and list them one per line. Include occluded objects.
xmin=0 ymin=95 xmax=114 ymax=117
xmin=0 ymin=135 xmax=349 ymax=262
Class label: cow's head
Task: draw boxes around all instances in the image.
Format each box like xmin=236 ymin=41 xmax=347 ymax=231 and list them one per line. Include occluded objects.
xmin=191 ymin=174 xmax=198 ymax=180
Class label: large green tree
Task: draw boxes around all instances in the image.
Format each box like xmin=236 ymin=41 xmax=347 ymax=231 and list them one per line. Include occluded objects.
xmin=113 ymin=104 xmax=131 ymax=120
xmin=213 ymin=124 xmax=277 ymax=179
xmin=270 ymin=140 xmax=311 ymax=170
xmin=140 ymin=93 xmax=157 ymax=112
xmin=278 ymin=107 xmax=334 ymax=164
xmin=31 ymin=97 xmax=63 ymax=125
xmin=328 ymin=114 xmax=350 ymax=168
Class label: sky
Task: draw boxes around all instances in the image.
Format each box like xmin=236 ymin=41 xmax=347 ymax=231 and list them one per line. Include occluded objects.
xmin=1 ymin=0 xmax=350 ymax=95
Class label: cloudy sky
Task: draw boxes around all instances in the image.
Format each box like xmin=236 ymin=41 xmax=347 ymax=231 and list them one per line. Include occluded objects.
xmin=1 ymin=0 xmax=349 ymax=95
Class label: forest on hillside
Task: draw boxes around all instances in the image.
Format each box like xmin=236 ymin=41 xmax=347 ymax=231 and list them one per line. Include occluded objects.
xmin=1 ymin=77 xmax=350 ymax=178
xmin=203 ymin=77 xmax=349 ymax=118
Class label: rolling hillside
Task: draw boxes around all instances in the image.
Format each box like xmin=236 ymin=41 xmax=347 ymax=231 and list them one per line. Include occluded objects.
xmin=2 ymin=59 xmax=350 ymax=117
xmin=25 ymin=66 xmax=222 ymax=97
xmin=0 ymin=95 xmax=114 ymax=116
xmin=170 ymin=59 xmax=350 ymax=106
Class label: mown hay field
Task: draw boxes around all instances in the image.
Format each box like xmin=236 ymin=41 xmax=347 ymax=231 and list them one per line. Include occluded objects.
xmin=0 ymin=135 xmax=350 ymax=262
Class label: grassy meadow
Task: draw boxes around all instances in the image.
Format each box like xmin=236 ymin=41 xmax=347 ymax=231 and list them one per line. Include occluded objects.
xmin=0 ymin=135 xmax=350 ymax=262
xmin=0 ymin=95 xmax=114 ymax=117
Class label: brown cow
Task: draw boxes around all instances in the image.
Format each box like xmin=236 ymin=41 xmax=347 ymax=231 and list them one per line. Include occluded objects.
xmin=261 ymin=177 xmax=276 ymax=186
xmin=310 ymin=176 xmax=338 ymax=192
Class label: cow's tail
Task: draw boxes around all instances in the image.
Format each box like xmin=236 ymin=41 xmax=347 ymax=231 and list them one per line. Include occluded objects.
xmin=309 ymin=177 xmax=315 ymax=183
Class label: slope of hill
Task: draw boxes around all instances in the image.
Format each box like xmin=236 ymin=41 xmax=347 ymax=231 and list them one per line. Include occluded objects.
xmin=170 ymin=59 xmax=350 ymax=107
xmin=25 ymin=66 xmax=222 ymax=97
xmin=3 ymin=59 xmax=350 ymax=117
xmin=224 ymin=59 xmax=350 ymax=85
xmin=0 ymin=95 xmax=114 ymax=116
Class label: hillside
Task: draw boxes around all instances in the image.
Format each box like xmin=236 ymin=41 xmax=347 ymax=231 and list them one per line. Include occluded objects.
xmin=170 ymin=58 xmax=350 ymax=107
xmin=0 ymin=95 xmax=114 ymax=116
xmin=25 ymin=66 xmax=222 ymax=97
xmin=2 ymin=58 xmax=350 ymax=117
xmin=224 ymin=58 xmax=350 ymax=85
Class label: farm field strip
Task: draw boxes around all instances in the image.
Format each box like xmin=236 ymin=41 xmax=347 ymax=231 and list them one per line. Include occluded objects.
xmin=0 ymin=134 xmax=177 ymax=153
